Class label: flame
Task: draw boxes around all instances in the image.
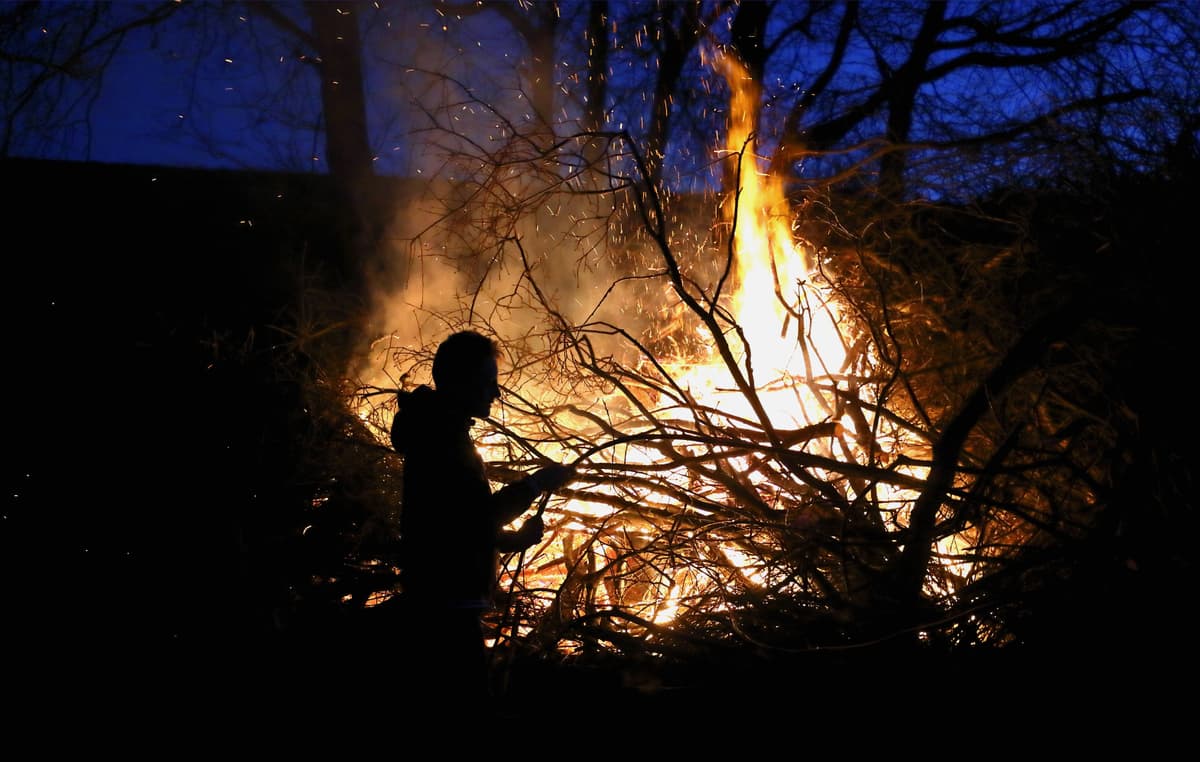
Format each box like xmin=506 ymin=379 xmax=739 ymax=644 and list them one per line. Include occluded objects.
xmin=663 ymin=51 xmax=851 ymax=435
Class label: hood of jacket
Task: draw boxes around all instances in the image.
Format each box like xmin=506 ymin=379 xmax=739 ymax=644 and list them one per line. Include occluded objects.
xmin=391 ymin=385 xmax=471 ymax=455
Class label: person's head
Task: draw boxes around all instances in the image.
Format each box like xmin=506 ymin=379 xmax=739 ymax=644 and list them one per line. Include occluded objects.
xmin=432 ymin=330 xmax=502 ymax=419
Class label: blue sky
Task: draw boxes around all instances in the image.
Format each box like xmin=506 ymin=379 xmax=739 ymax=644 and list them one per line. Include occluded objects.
xmin=10 ymin=0 xmax=1193 ymax=195
xmin=12 ymin=2 xmax=431 ymax=174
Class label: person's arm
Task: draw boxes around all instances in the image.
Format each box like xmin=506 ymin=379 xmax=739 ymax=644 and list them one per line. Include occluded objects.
xmin=489 ymin=477 xmax=542 ymax=526
xmin=489 ymin=463 xmax=577 ymax=525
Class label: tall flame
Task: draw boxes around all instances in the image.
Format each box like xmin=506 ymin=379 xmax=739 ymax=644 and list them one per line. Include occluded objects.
xmin=661 ymin=51 xmax=850 ymax=437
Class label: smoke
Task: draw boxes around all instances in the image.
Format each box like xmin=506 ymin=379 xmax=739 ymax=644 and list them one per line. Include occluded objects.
xmin=357 ymin=162 xmax=669 ymax=397
xmin=348 ymin=2 xmax=728 ymax=439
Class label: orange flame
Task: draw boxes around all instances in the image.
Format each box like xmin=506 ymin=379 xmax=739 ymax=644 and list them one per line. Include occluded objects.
xmin=663 ymin=50 xmax=851 ymax=435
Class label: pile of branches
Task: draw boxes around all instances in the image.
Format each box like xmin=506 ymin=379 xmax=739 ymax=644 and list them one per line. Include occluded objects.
xmin=321 ymin=117 xmax=1196 ymax=681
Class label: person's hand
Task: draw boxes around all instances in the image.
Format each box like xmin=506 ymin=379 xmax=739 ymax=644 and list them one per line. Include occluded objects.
xmin=518 ymin=516 xmax=545 ymax=547
xmin=530 ymin=463 xmax=576 ymax=493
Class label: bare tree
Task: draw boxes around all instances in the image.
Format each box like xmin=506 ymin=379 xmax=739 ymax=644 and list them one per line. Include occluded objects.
xmin=242 ymin=1 xmax=388 ymax=285
xmin=0 ymin=1 xmax=181 ymax=158
xmin=749 ymin=1 xmax=1177 ymax=201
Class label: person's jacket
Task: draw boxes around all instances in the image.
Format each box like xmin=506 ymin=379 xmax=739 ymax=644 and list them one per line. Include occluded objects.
xmin=391 ymin=385 xmax=540 ymax=606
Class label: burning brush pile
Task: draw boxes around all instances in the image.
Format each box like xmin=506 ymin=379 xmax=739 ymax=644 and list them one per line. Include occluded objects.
xmin=279 ymin=56 xmax=1191 ymax=678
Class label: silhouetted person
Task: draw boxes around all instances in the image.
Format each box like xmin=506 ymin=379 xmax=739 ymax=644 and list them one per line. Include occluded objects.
xmin=389 ymin=330 xmax=574 ymax=714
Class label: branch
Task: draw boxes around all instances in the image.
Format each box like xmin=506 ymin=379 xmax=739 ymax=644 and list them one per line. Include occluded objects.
xmin=889 ymin=292 xmax=1097 ymax=608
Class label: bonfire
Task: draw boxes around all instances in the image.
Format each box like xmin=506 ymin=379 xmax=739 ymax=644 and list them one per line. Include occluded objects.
xmin=338 ymin=48 xmax=1066 ymax=669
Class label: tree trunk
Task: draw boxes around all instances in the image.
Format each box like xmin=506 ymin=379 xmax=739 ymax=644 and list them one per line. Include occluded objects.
xmin=306 ymin=1 xmax=378 ymax=287
xmin=584 ymin=0 xmax=609 ymax=133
